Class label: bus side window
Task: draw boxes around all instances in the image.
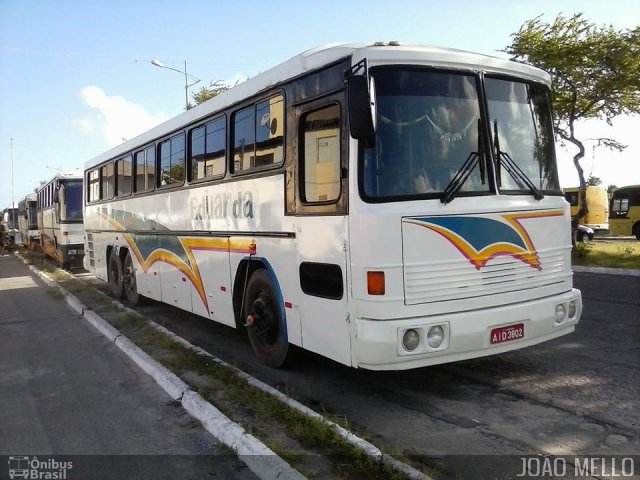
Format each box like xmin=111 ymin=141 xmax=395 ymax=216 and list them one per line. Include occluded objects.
xmin=159 ymin=133 xmax=185 ymax=186
xmin=190 ymin=116 xmax=226 ymax=182
xmin=233 ymin=106 xmax=255 ymax=172
xmin=232 ymin=94 xmax=284 ymax=173
xmin=88 ymin=169 xmax=99 ymax=202
xmin=301 ymin=104 xmax=341 ymax=203
xmin=117 ymin=156 xmax=132 ymax=197
xmin=100 ymin=163 xmax=114 ymax=200
xmin=255 ymin=95 xmax=284 ymax=168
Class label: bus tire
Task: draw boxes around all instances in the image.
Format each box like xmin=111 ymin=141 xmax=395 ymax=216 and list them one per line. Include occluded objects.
xmin=122 ymin=251 xmax=140 ymax=307
xmin=633 ymin=223 xmax=640 ymax=241
xmin=108 ymin=251 xmax=124 ymax=299
xmin=244 ymin=268 xmax=292 ymax=368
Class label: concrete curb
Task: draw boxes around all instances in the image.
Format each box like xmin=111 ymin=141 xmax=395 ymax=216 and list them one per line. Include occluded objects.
xmin=147 ymin=321 xmax=432 ymax=480
xmin=19 ymin=253 xmax=306 ymax=480
xmin=182 ymin=391 xmax=305 ymax=480
xmin=573 ymin=265 xmax=640 ymax=276
xmin=114 ymin=336 xmax=190 ymax=402
xmin=84 ymin=310 xmax=122 ymax=342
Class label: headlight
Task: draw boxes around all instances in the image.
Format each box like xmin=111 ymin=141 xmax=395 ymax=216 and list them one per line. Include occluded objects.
xmin=555 ymin=304 xmax=566 ymax=324
xmin=402 ymin=329 xmax=420 ymax=351
xmin=427 ymin=326 xmax=445 ymax=348
xmin=568 ymin=300 xmax=577 ymax=319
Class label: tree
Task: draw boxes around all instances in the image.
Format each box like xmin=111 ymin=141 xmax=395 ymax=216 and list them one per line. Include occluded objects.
xmin=503 ymin=14 xmax=640 ymax=220
xmin=586 ymin=174 xmax=602 ymax=186
xmin=192 ymin=81 xmax=231 ymax=106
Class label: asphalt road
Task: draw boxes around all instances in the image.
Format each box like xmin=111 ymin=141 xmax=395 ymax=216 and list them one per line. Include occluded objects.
xmin=0 ymin=254 xmax=256 ymax=480
xmin=122 ymin=269 xmax=639 ymax=479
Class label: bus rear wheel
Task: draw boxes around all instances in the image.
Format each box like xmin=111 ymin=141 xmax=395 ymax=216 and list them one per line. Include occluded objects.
xmin=108 ymin=251 xmax=124 ymax=299
xmin=244 ymin=269 xmax=292 ymax=368
xmin=122 ymin=251 xmax=140 ymax=307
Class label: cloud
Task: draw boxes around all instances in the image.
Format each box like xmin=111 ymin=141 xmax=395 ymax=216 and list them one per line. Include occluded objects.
xmin=75 ymin=86 xmax=169 ymax=147
xmin=556 ymin=114 xmax=640 ymax=188
xmin=226 ymin=73 xmax=248 ymax=86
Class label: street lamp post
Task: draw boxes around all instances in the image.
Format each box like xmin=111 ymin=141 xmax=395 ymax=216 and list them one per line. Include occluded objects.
xmin=151 ymin=59 xmax=201 ymax=110
xmin=10 ymin=138 xmax=15 ymax=213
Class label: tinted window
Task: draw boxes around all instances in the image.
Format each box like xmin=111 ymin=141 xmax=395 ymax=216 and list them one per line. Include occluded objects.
xmin=564 ymin=191 xmax=579 ymax=206
xmin=117 ymin=156 xmax=132 ymax=196
xmin=255 ymin=96 xmax=284 ymax=168
xmin=28 ymin=202 xmax=37 ymax=229
xmin=233 ymin=94 xmax=284 ymax=173
xmin=233 ymin=106 xmax=255 ymax=172
xmin=62 ymin=182 xmax=83 ymax=221
xmin=159 ymin=133 xmax=185 ymax=186
xmin=135 ymin=146 xmax=155 ymax=193
xmin=101 ymin=163 xmax=114 ymax=199
xmin=190 ymin=117 xmax=226 ymax=181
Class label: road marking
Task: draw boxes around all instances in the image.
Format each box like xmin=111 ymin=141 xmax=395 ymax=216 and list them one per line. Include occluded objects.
xmin=0 ymin=276 xmax=38 ymax=291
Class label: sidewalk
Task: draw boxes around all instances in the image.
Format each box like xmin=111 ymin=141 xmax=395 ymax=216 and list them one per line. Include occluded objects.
xmin=0 ymin=254 xmax=256 ymax=479
xmin=573 ymin=265 xmax=640 ymax=276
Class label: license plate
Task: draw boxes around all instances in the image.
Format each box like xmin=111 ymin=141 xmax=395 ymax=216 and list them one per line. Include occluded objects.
xmin=490 ymin=323 xmax=524 ymax=345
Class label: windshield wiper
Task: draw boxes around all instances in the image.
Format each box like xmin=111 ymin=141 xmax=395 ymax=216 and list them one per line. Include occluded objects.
xmin=493 ymin=120 xmax=543 ymax=200
xmin=441 ymin=119 xmax=484 ymax=204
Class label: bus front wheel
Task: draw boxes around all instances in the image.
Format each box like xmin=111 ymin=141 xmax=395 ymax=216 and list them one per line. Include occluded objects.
xmin=244 ymin=269 xmax=293 ymax=368
xmin=122 ymin=251 xmax=140 ymax=307
xmin=108 ymin=252 xmax=124 ymax=299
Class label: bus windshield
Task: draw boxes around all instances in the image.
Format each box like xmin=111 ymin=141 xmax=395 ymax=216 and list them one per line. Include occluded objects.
xmin=61 ymin=181 xmax=83 ymax=221
xmin=28 ymin=202 xmax=38 ymax=229
xmin=485 ymin=77 xmax=560 ymax=193
xmin=361 ymin=69 xmax=560 ymax=201
xmin=363 ymin=69 xmax=487 ymax=200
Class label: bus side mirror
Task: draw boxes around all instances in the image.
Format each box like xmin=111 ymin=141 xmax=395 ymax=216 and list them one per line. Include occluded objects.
xmin=347 ymin=75 xmax=374 ymax=140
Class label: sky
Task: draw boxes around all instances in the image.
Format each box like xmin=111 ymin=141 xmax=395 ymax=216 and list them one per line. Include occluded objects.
xmin=1 ymin=0 xmax=639 ymax=209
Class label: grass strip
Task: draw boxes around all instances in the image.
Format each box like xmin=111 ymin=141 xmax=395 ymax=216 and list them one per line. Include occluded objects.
xmin=572 ymin=241 xmax=640 ymax=269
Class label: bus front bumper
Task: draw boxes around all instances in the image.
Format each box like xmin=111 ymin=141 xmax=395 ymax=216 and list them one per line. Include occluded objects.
xmin=354 ymin=289 xmax=582 ymax=370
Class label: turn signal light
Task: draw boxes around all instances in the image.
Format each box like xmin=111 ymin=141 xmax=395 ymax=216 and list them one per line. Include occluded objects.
xmin=367 ymin=271 xmax=385 ymax=295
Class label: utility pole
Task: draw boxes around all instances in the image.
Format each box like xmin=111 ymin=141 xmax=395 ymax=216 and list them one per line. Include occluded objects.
xmin=11 ymin=137 xmax=15 ymax=211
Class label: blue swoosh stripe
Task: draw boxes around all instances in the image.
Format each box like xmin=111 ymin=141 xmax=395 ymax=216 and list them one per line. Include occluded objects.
xmin=414 ymin=217 xmax=527 ymax=251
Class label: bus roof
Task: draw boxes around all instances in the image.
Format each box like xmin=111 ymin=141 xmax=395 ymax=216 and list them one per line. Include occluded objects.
xmin=37 ymin=172 xmax=83 ymax=193
xmin=84 ymin=42 xmax=552 ymax=171
xmin=613 ymin=184 xmax=640 ymax=192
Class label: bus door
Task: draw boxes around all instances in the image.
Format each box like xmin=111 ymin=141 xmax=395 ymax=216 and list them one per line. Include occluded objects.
xmin=293 ymin=96 xmax=352 ymax=366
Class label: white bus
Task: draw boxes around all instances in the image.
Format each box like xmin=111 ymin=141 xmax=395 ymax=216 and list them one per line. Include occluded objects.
xmin=1 ymin=207 xmax=19 ymax=248
xmin=18 ymin=193 xmax=40 ymax=250
xmin=37 ymin=173 xmax=85 ymax=268
xmin=83 ymin=43 xmax=582 ymax=370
